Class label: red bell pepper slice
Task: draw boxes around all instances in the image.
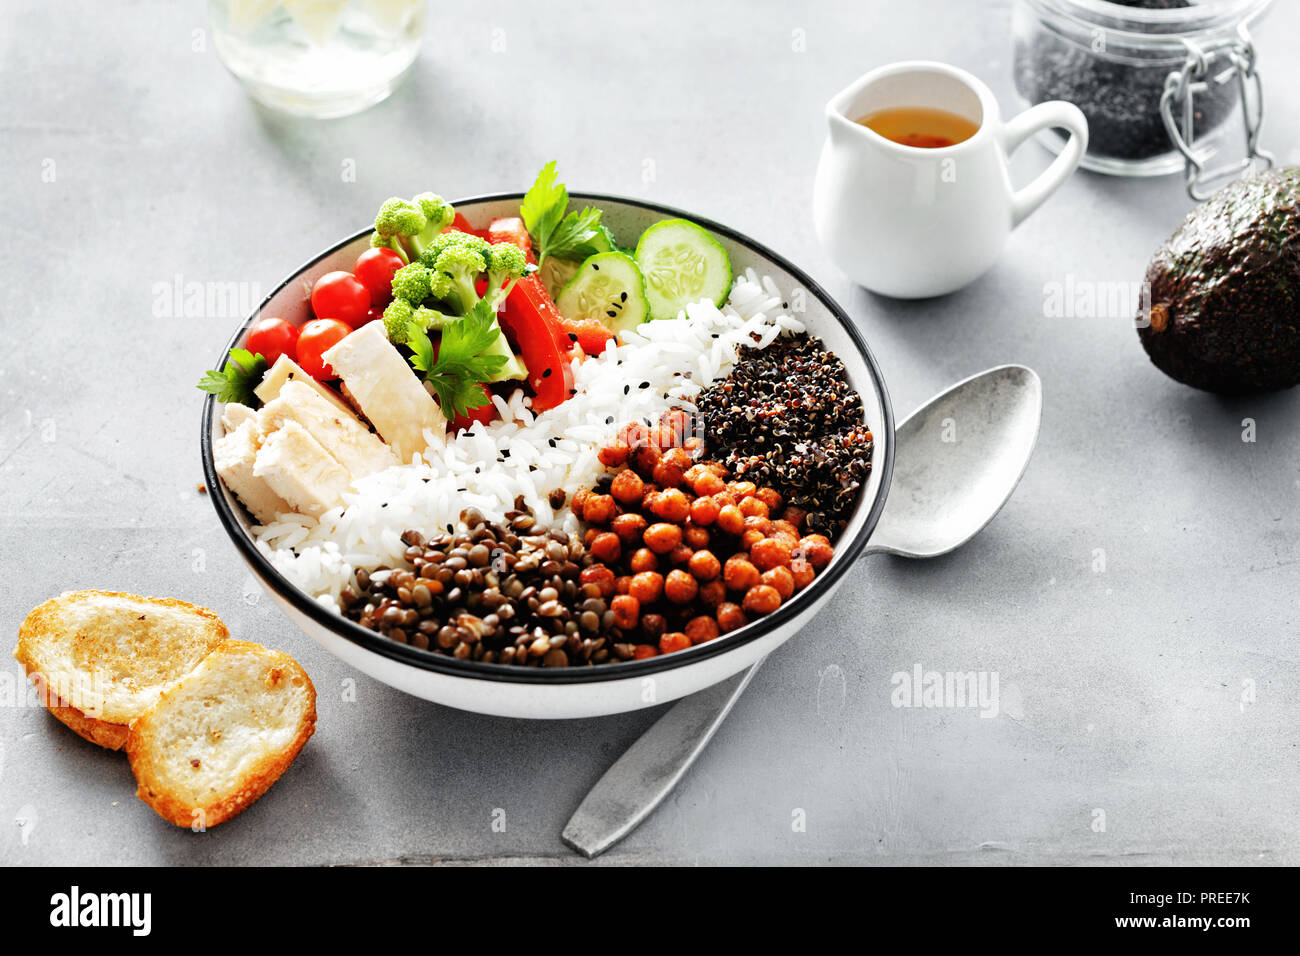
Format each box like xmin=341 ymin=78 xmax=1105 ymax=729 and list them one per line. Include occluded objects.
xmin=449 ymin=212 xmax=479 ymax=236
xmin=499 ymin=276 xmax=575 ymax=412
xmin=558 ymin=316 xmax=615 ymax=357
xmin=486 ymin=217 xmax=535 ymax=263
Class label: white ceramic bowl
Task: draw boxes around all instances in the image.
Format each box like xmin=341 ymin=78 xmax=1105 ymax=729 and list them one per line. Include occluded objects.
xmin=200 ymin=194 xmax=895 ymax=719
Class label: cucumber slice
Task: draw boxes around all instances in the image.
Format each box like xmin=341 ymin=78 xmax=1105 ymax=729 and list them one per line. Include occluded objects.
xmin=538 ymin=256 xmax=581 ymax=300
xmin=556 ymin=252 xmax=650 ymax=333
xmin=634 ymin=218 xmax=732 ymax=319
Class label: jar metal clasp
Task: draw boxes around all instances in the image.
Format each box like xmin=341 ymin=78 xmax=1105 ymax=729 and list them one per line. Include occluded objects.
xmin=1159 ymin=24 xmax=1274 ymax=201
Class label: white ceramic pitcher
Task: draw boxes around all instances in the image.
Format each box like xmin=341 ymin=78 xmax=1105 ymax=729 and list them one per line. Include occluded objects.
xmin=813 ymin=61 xmax=1087 ymax=299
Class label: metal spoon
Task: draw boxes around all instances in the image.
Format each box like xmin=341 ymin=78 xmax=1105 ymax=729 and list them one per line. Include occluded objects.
xmin=561 ymin=364 xmax=1043 ymax=858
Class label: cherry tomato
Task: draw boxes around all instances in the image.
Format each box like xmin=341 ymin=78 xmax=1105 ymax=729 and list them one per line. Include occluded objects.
xmin=352 ymin=248 xmax=405 ymax=308
xmin=487 ymin=217 xmax=535 ymax=263
xmin=245 ymin=316 xmax=298 ymax=368
xmin=296 ymin=318 xmax=352 ymax=380
xmin=310 ymin=271 xmax=370 ymax=327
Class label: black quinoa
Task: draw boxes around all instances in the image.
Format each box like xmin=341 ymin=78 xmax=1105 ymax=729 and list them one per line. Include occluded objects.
xmin=696 ymin=332 xmax=872 ymax=539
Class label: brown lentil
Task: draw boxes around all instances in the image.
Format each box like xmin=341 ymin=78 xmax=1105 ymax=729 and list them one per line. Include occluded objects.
xmin=344 ymin=508 xmax=630 ymax=668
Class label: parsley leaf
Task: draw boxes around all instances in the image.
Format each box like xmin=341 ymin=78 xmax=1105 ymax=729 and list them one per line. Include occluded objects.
xmin=197 ymin=348 xmax=267 ymax=407
xmin=520 ymin=161 xmax=567 ymax=260
xmin=520 ymin=162 xmax=607 ymax=263
xmin=546 ymin=207 xmax=604 ymax=261
xmin=406 ymin=301 xmax=506 ymax=421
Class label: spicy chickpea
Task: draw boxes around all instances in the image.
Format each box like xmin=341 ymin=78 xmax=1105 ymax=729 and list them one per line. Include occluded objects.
xmin=684 ymin=616 xmax=720 ymax=644
xmin=610 ymin=469 xmax=645 ymax=505
xmin=650 ymin=488 xmax=690 ymax=523
xmin=628 ymin=571 xmax=664 ymax=604
xmin=692 ymin=470 xmax=726 ymax=497
xmin=698 ymin=578 xmax=727 ymax=608
xmin=689 ymin=495 xmax=720 ymax=526
xmin=664 ymin=569 xmax=699 ymax=604
xmin=716 ymin=602 xmax=748 ymax=633
xmin=716 ymin=504 xmax=745 ymax=535
xmin=571 ymin=488 xmax=591 ymax=519
xmin=597 ymin=443 xmax=629 ymax=467
xmin=628 ymin=547 xmax=659 ymax=573
xmin=683 ymin=524 xmax=710 ymax=550
xmin=683 ymin=463 xmax=709 ymax=488
xmin=644 ymin=522 xmax=682 ymax=554
xmin=723 ymin=554 xmax=761 ymax=592
xmin=728 ymin=480 xmax=757 ymax=500
xmin=742 ymin=584 xmax=781 ymax=615
xmin=652 ymin=457 xmax=685 ymax=489
xmin=760 ymin=566 xmax=795 ymax=600
xmin=590 ymin=532 xmax=622 ymax=563
xmin=797 ymin=534 xmax=834 ymax=570
xmin=659 ymin=409 xmax=690 ymax=443
xmin=610 ymin=594 xmax=640 ymax=629
xmin=579 ymin=565 xmax=616 ymax=597
xmin=631 ymin=442 xmax=661 ymax=475
xmin=688 ymin=549 xmax=722 ymax=581
xmin=611 ymin=512 xmax=648 ymax=545
xmin=640 ymin=613 xmax=666 ymax=641
xmin=659 ymin=631 xmax=691 ymax=654
xmin=750 ymin=536 xmax=793 ymax=571
xmin=770 ymin=519 xmax=800 ymax=540
xmin=583 ymin=493 xmax=616 ymax=525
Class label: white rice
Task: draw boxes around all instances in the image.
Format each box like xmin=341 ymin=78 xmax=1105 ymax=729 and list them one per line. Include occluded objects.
xmin=253 ymin=269 xmax=805 ymax=610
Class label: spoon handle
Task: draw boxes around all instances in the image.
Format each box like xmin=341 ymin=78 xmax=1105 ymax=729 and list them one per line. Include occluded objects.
xmin=561 ymin=662 xmax=763 ymax=858
xmin=561 ymin=500 xmax=892 ymax=857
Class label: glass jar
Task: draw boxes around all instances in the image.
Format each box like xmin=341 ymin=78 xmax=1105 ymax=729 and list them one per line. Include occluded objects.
xmin=1011 ymin=0 xmax=1274 ymax=192
xmin=209 ymin=0 xmax=426 ymax=119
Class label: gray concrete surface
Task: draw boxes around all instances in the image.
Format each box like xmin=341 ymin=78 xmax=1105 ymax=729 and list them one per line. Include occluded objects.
xmin=2 ymin=0 xmax=1297 ymax=866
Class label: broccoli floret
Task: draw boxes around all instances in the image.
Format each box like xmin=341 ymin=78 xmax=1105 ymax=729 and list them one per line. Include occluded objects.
xmin=485 ymin=242 xmax=528 ymax=301
xmin=414 ymin=192 xmax=454 ymax=230
xmin=369 ymin=229 xmax=409 ymax=264
xmin=388 ymin=261 xmax=435 ymax=304
xmin=381 ymin=296 xmax=454 ymax=345
xmin=371 ymin=193 xmax=457 ymax=263
xmin=376 ymin=213 xmax=530 ymax=383
xmin=416 ymin=233 xmax=527 ymax=315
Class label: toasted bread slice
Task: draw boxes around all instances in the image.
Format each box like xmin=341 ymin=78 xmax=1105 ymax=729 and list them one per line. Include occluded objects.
xmin=14 ymin=591 xmax=231 ymax=750
xmin=126 ymin=641 xmax=316 ymax=829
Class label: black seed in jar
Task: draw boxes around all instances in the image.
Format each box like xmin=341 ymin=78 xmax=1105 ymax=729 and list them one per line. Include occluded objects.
xmin=1012 ymin=0 xmax=1235 ymax=162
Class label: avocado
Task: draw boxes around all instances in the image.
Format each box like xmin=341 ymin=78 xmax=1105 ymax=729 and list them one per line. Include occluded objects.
xmin=1138 ymin=167 xmax=1300 ymax=394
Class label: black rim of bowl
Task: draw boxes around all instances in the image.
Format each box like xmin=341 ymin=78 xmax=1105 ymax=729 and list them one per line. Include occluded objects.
xmin=200 ymin=192 xmax=895 ymax=685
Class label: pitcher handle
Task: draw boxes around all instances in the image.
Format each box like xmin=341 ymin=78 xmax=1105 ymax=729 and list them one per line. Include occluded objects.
xmin=1001 ymin=101 xmax=1089 ymax=228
